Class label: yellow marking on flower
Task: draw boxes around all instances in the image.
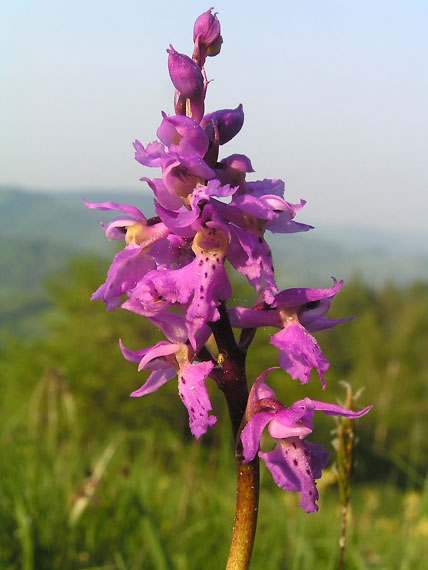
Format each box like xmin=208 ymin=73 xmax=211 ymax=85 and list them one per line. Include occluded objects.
xmin=175 ymin=344 xmax=190 ymax=368
xmin=192 ymin=227 xmax=229 ymax=257
xmin=125 ymin=222 xmax=148 ymax=246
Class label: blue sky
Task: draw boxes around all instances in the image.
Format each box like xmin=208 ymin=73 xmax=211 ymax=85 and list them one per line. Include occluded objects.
xmin=1 ymin=0 xmax=427 ymax=234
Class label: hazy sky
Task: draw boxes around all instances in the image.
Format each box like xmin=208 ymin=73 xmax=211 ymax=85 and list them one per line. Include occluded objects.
xmin=1 ymin=0 xmax=427 ymax=234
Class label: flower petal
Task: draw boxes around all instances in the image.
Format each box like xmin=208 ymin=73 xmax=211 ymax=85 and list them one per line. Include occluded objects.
xmin=178 ymin=360 xmax=216 ymax=439
xmin=270 ymin=323 xmax=329 ymax=387
xmin=130 ymin=368 xmax=176 ymax=397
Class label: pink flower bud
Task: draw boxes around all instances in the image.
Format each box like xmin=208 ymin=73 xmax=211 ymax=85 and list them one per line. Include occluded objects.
xmin=167 ymin=45 xmax=204 ymax=99
xmin=201 ymin=104 xmax=244 ymax=145
xmin=193 ymin=9 xmax=222 ymax=49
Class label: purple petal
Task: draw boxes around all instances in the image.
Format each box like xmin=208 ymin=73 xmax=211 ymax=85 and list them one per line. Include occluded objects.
xmin=307 ymin=316 xmax=354 ymax=333
xmin=268 ymin=408 xmax=313 ymax=439
xmin=134 ymin=140 xmax=165 ymax=168
xmin=130 ymin=368 xmax=177 ymax=397
xmin=272 ymin=279 xmax=343 ymax=309
xmin=228 ymin=307 xmax=281 ymax=329
xmin=91 ymin=247 xmax=156 ymax=311
xmin=103 ymin=217 xmax=140 ymax=241
xmin=220 ymin=154 xmax=254 ymax=174
xmin=138 ymin=342 xmax=180 ymax=371
xmin=310 ymin=400 xmax=373 ymax=418
xmin=266 ymin=213 xmax=313 ymax=234
xmin=241 ymin=411 xmax=275 ymax=462
xmin=157 ymin=113 xmax=209 ymax=156
xmin=245 ymin=179 xmax=285 ymax=198
xmin=259 ymin=437 xmax=327 ymax=513
xmin=141 ymin=177 xmax=184 ymax=211
xmin=149 ymin=313 xmax=188 ymax=344
xmin=178 ymin=360 xmax=216 ymax=439
xmin=83 ymin=199 xmax=146 ymax=221
xmin=227 ymin=226 xmax=278 ymax=303
xmin=305 ymin=440 xmax=330 ymax=480
xmin=270 ymin=323 xmax=329 ymax=387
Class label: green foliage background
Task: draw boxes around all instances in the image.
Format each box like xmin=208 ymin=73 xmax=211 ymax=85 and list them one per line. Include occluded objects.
xmin=1 ymin=189 xmax=427 ymax=568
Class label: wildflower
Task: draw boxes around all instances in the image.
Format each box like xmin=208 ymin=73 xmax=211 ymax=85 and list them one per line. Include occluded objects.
xmin=229 ymin=280 xmax=350 ymax=386
xmin=122 ymin=226 xmax=232 ymax=348
xmin=83 ymin=200 xmax=168 ymax=310
xmin=121 ymin=313 xmax=216 ymax=439
xmin=241 ymin=368 xmax=372 ymax=512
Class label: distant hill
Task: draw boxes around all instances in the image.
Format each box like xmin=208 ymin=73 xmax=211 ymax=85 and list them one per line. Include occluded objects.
xmin=1 ymin=186 xmax=427 ymax=321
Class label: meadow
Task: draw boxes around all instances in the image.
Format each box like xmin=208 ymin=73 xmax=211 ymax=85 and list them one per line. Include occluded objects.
xmin=1 ymin=256 xmax=427 ymax=569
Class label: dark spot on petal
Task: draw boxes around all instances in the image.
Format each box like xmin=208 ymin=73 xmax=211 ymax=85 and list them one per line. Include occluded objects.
xmin=303 ymin=300 xmax=321 ymax=310
xmin=309 ymin=491 xmax=312 ymax=496
xmin=292 ymin=442 xmax=297 ymax=449
xmin=258 ymin=237 xmax=263 ymax=243
xmin=204 ymin=272 xmax=208 ymax=278
xmin=306 ymin=469 xmax=311 ymax=475
xmin=212 ymin=264 xmax=216 ymax=270
xmin=205 ymin=257 xmax=209 ymax=262
xmin=293 ymin=459 xmax=298 ymax=466
xmin=216 ymin=257 xmax=220 ymax=263
xmin=200 ymin=285 xmax=204 ymax=292
xmin=190 ymin=407 xmax=194 ymax=413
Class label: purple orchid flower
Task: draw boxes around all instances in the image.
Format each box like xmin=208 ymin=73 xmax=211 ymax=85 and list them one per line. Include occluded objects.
xmin=122 ymin=226 xmax=232 ymax=348
xmin=134 ymin=133 xmax=216 ymax=209
xmin=241 ymin=368 xmax=372 ymax=513
xmin=83 ymin=199 xmax=169 ymax=310
xmin=154 ymin=179 xmax=236 ymax=238
xmin=120 ymin=313 xmax=216 ymax=439
xmin=229 ymin=280 xmax=350 ymax=387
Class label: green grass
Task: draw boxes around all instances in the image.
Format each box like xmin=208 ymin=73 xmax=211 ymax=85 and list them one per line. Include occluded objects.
xmin=1 ymin=377 xmax=427 ymax=570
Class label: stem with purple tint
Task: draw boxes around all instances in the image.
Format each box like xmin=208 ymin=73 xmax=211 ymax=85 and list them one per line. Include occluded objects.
xmin=209 ymin=303 xmax=259 ymax=570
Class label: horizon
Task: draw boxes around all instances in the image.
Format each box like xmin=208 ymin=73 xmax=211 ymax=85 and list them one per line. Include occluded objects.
xmin=1 ymin=1 xmax=427 ymax=235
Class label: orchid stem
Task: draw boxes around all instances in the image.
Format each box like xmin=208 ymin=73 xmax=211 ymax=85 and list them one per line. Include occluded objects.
xmin=209 ymin=302 xmax=259 ymax=569
xmin=226 ymin=455 xmax=259 ymax=570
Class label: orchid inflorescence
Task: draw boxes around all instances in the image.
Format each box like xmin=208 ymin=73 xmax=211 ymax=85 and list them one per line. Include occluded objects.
xmin=85 ymin=8 xmax=371 ymax=517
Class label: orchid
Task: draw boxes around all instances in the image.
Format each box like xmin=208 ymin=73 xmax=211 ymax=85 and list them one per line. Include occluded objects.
xmin=241 ymin=368 xmax=372 ymax=513
xmin=120 ymin=313 xmax=216 ymax=439
xmin=229 ymin=279 xmax=351 ymax=387
xmin=84 ymin=9 xmax=371 ymax=569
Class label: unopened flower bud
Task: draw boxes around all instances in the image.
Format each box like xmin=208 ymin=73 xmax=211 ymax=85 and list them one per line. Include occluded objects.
xmin=201 ymin=104 xmax=244 ymax=145
xmin=192 ymin=9 xmax=223 ymax=66
xmin=193 ymin=9 xmax=222 ymax=50
xmin=167 ymin=45 xmax=204 ymax=99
